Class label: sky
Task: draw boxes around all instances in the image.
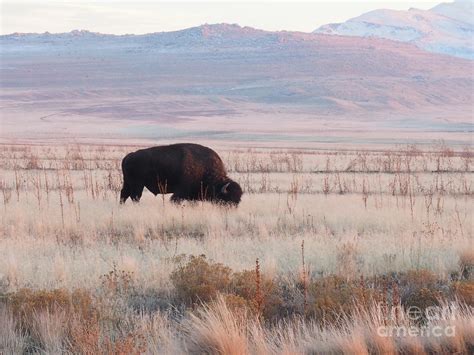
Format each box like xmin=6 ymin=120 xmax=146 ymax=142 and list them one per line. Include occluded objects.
xmin=0 ymin=1 xmax=443 ymax=35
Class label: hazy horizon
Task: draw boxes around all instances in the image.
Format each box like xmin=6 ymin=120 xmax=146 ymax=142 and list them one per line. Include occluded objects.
xmin=1 ymin=0 xmax=471 ymax=146
xmin=1 ymin=0 xmax=442 ymax=35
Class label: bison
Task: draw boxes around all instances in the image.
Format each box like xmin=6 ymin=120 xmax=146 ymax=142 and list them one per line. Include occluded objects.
xmin=120 ymin=143 xmax=243 ymax=205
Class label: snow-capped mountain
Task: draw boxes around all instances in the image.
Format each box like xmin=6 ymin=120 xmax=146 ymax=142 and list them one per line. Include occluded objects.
xmin=314 ymin=0 xmax=473 ymax=59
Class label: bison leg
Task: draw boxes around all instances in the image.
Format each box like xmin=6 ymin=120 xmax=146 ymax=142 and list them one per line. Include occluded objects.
xmin=123 ymin=178 xmax=145 ymax=203
xmin=120 ymin=183 xmax=130 ymax=204
xmin=120 ymin=179 xmax=144 ymax=203
xmin=130 ymin=184 xmax=144 ymax=202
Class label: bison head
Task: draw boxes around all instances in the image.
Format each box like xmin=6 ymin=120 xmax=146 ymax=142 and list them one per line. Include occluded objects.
xmin=216 ymin=180 xmax=243 ymax=205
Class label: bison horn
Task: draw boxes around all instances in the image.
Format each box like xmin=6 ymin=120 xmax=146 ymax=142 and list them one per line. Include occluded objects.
xmin=221 ymin=182 xmax=230 ymax=194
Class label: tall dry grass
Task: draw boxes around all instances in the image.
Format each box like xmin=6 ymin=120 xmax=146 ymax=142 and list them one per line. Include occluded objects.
xmin=183 ymin=296 xmax=474 ymax=354
xmin=0 ymin=143 xmax=472 ymax=353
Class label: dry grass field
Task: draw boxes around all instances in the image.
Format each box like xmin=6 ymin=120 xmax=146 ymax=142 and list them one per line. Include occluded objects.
xmin=0 ymin=142 xmax=473 ymax=354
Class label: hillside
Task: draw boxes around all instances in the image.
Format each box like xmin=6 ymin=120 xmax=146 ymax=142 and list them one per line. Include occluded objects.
xmin=0 ymin=24 xmax=472 ymax=145
xmin=314 ymin=0 xmax=474 ymax=59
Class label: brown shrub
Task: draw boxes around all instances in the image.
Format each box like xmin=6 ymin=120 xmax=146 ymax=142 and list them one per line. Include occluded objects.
xmin=7 ymin=288 xmax=71 ymax=326
xmin=170 ymin=255 xmax=232 ymax=305
xmin=7 ymin=288 xmax=95 ymax=323
xmin=68 ymin=314 xmax=101 ymax=354
xmin=402 ymin=287 xmax=440 ymax=324
xmin=459 ymin=250 xmax=474 ymax=280
xmin=170 ymin=256 xmax=285 ymax=319
xmin=453 ymin=281 xmax=474 ymax=306
xmin=307 ymin=276 xmax=380 ymax=324
xmin=231 ymin=270 xmax=283 ymax=320
xmin=402 ymin=269 xmax=439 ymax=287
xmin=4 ymin=288 xmax=97 ymax=353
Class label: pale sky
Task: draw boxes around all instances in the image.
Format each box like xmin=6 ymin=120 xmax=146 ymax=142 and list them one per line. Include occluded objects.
xmin=0 ymin=1 xmax=443 ymax=35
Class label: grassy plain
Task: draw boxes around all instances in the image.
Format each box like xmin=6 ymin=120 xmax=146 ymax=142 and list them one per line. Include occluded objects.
xmin=0 ymin=143 xmax=472 ymax=354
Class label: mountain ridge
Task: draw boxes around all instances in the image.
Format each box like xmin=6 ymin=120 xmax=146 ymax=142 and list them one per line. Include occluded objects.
xmin=0 ymin=22 xmax=448 ymax=55
xmin=4 ymin=1 xmax=472 ymax=60
xmin=314 ymin=0 xmax=473 ymax=59
xmin=2 ymin=24 xmax=266 ymax=38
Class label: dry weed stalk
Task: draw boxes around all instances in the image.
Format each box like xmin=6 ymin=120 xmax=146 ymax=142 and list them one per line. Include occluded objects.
xmin=158 ymin=179 xmax=168 ymax=207
xmin=255 ymin=259 xmax=263 ymax=319
xmin=58 ymin=188 xmax=65 ymax=230
xmin=301 ymin=240 xmax=308 ymax=315
xmin=362 ymin=176 xmax=369 ymax=209
xmin=14 ymin=166 xmax=21 ymax=202
xmin=0 ymin=180 xmax=12 ymax=205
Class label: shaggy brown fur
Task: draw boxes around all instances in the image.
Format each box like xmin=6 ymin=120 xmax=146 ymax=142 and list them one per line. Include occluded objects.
xmin=120 ymin=143 xmax=243 ymax=205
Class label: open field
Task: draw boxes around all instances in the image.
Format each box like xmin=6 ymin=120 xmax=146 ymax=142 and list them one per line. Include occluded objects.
xmin=0 ymin=142 xmax=473 ymax=354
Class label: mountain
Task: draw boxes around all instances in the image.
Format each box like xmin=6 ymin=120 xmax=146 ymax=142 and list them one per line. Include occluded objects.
xmin=2 ymin=25 xmax=269 ymax=48
xmin=314 ymin=0 xmax=474 ymax=59
xmin=0 ymin=24 xmax=472 ymax=144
